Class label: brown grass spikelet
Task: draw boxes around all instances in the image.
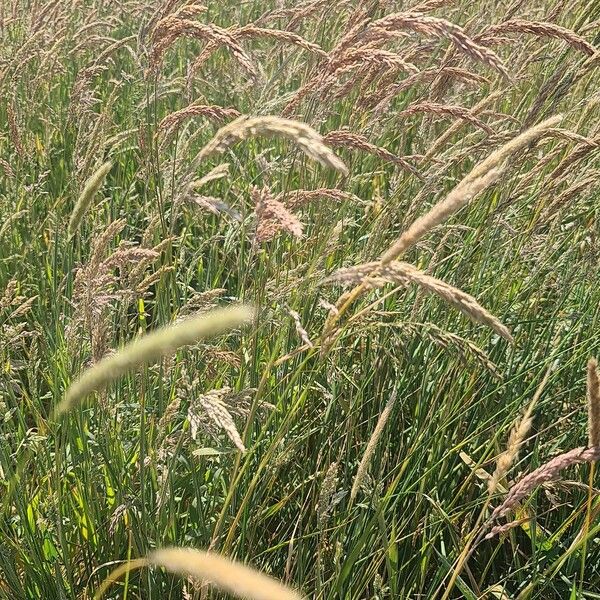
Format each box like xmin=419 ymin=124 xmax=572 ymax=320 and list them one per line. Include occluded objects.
xmin=172 ymin=2 xmax=208 ymax=20
xmin=283 ymin=46 xmax=418 ymax=114
xmin=197 ymin=115 xmax=349 ymax=174
xmin=364 ymin=66 xmax=489 ymax=111
xmin=7 ymin=100 xmax=26 ymax=160
xmin=365 ymin=12 xmax=509 ymax=78
xmin=488 ymin=364 xmax=552 ymax=495
xmin=158 ymin=103 xmax=241 ymax=137
xmin=150 ymin=16 xmax=257 ymax=77
xmin=488 ymin=411 xmax=534 ymax=495
xmin=158 ymin=394 xmax=182 ymax=434
xmin=0 ymin=158 xmax=15 ymax=179
xmin=275 ymin=188 xmax=361 ymax=210
xmin=484 ymin=516 xmax=533 ymax=540
xmin=412 ymin=0 xmax=457 ymax=11
xmin=482 ymin=19 xmax=597 ymax=56
xmin=317 ymin=462 xmax=339 ymax=528
xmin=324 ymin=261 xmax=512 ymax=341
xmin=397 ymin=101 xmax=495 ymax=135
xmin=332 ymin=47 xmax=419 ymax=76
xmin=0 ymin=210 xmax=27 ymax=241
xmin=547 ymin=133 xmax=600 ymax=183
xmin=491 ymin=446 xmax=600 ymax=520
xmin=87 ymin=35 xmax=137 ymax=71
xmin=192 ymin=163 xmax=230 ymax=189
xmin=287 ymin=307 xmax=313 ymax=348
xmin=323 ymin=129 xmax=420 ymax=177
xmin=264 ymin=0 xmax=338 ymax=30
xmin=253 ymin=186 xmax=303 ymax=243
xmin=232 ymin=24 xmax=327 ymax=57
xmin=177 ymin=288 xmax=227 ymax=319
xmin=587 ymin=358 xmax=600 ymax=448
xmin=537 ymin=169 xmax=599 ymax=224
xmin=185 ymin=24 xmax=327 ymax=81
xmin=544 ymin=129 xmax=599 ymax=147
xmin=423 ymin=91 xmax=503 ymax=160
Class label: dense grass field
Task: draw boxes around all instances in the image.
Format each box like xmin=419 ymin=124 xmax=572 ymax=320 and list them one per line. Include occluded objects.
xmin=1 ymin=0 xmax=600 ymax=598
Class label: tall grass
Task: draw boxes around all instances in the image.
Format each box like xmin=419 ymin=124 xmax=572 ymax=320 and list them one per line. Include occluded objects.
xmin=0 ymin=0 xmax=599 ymax=599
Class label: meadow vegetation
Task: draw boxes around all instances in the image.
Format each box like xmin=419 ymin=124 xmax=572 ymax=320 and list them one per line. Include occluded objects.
xmin=0 ymin=0 xmax=599 ymax=597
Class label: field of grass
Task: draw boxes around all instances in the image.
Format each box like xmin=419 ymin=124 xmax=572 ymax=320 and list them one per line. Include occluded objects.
xmin=1 ymin=0 xmax=600 ymax=598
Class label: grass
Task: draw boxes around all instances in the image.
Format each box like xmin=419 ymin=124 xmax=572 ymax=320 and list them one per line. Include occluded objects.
xmin=0 ymin=0 xmax=600 ymax=598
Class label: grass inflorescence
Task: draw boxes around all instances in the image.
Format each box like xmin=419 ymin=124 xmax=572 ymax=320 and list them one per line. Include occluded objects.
xmin=1 ymin=0 xmax=599 ymax=598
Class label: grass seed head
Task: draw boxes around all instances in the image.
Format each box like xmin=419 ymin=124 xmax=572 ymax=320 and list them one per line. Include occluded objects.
xmin=587 ymin=358 xmax=600 ymax=447
xmin=59 ymin=305 xmax=255 ymax=415
xmin=198 ymin=115 xmax=349 ymax=174
xmin=149 ymin=547 xmax=305 ymax=600
xmin=68 ymin=161 xmax=112 ymax=237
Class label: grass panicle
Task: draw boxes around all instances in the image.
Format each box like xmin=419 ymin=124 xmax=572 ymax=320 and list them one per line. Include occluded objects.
xmin=68 ymin=161 xmax=112 ymax=237
xmin=198 ymin=115 xmax=349 ymax=174
xmin=59 ymin=305 xmax=254 ymax=415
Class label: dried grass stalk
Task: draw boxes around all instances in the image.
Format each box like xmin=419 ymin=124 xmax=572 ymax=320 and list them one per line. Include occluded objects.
xmin=588 ymin=358 xmax=600 ymax=448
xmin=188 ymin=387 xmax=246 ymax=452
xmin=397 ymin=101 xmax=494 ymax=135
xmin=380 ymin=167 xmax=503 ymax=264
xmin=59 ymin=305 xmax=254 ymax=415
xmin=323 ymin=130 xmax=420 ymax=177
xmin=365 ymin=12 xmax=509 ymax=77
xmin=193 ymin=163 xmax=230 ymax=188
xmin=68 ymin=161 xmax=112 ymax=236
xmin=491 ymin=446 xmax=600 ymax=520
xmin=351 ymin=390 xmax=397 ymax=502
xmin=95 ymin=547 xmax=303 ymax=600
xmin=253 ymin=186 xmax=303 ymax=243
xmin=158 ymin=103 xmax=240 ymax=137
xmin=483 ymin=19 xmax=597 ymax=56
xmin=324 ymin=260 xmax=512 ymax=341
xmin=381 ymin=115 xmax=562 ymax=263
xmin=487 ymin=364 xmax=553 ymax=495
xmin=287 ymin=308 xmax=313 ymax=347
xmin=149 ymin=548 xmax=304 ymax=600
xmin=198 ymin=116 xmax=348 ymax=174
xmin=488 ymin=409 xmax=534 ymax=495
